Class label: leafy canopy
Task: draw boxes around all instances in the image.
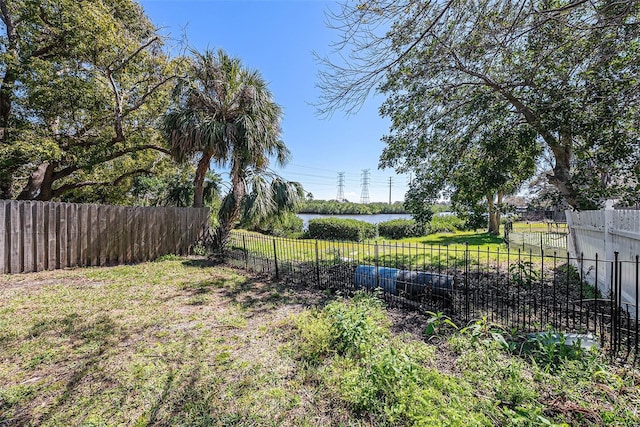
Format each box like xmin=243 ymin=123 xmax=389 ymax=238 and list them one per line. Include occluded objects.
xmin=319 ymin=0 xmax=640 ymax=210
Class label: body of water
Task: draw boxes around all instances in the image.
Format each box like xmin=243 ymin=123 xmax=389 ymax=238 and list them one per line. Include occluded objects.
xmin=297 ymin=213 xmax=412 ymax=230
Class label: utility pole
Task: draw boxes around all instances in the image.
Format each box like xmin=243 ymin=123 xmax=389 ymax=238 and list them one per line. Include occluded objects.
xmin=388 ymin=176 xmax=392 ymax=205
xmin=360 ymin=169 xmax=370 ymax=204
xmin=336 ymin=172 xmax=345 ymax=202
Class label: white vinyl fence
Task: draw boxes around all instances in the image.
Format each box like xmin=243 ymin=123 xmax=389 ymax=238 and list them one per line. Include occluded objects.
xmin=567 ymin=210 xmax=640 ymax=312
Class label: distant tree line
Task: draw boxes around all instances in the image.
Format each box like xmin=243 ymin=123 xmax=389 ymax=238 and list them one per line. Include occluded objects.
xmin=299 ymin=200 xmax=407 ymax=215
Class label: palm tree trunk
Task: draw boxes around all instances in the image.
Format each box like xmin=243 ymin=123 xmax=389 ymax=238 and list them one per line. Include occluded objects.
xmin=193 ymin=150 xmax=213 ymax=207
xmin=213 ymin=162 xmax=247 ymax=253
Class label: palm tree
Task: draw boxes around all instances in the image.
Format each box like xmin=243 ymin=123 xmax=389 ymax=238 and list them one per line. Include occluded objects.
xmin=163 ymin=49 xmax=303 ymax=251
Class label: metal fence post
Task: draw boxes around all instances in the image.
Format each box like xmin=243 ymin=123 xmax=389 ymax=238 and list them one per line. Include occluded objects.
xmin=242 ymin=235 xmax=248 ymax=270
xmin=273 ymin=238 xmax=279 ymax=280
xmin=611 ymin=251 xmax=619 ymax=357
xmin=315 ymin=240 xmax=320 ymax=287
xmin=635 ymin=255 xmax=639 ymax=359
xmin=464 ymin=242 xmax=470 ymax=320
xmin=375 ymin=242 xmax=379 ymax=290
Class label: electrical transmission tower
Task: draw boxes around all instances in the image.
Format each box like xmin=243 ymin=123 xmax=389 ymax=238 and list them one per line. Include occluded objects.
xmin=360 ymin=169 xmax=370 ymax=204
xmin=336 ymin=172 xmax=345 ymax=202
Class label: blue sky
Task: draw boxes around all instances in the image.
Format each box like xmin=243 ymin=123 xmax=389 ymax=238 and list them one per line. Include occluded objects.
xmin=139 ymin=0 xmax=409 ymax=202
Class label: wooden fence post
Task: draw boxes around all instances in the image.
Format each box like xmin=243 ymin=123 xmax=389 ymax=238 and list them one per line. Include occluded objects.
xmin=0 ymin=201 xmax=6 ymax=274
xmin=34 ymin=202 xmax=45 ymax=272
xmin=45 ymin=202 xmax=56 ymax=270
xmin=22 ymin=202 xmax=34 ymax=273
xmin=9 ymin=201 xmax=21 ymax=273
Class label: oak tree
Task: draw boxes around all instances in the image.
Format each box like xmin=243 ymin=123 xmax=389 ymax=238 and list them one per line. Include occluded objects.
xmin=318 ymin=0 xmax=640 ymax=210
xmin=0 ymin=0 xmax=174 ymax=202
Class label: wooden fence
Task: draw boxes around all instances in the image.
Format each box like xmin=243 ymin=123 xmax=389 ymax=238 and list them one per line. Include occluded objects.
xmin=0 ymin=200 xmax=210 ymax=274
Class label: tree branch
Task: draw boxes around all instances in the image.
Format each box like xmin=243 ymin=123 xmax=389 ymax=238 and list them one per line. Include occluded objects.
xmin=51 ymin=168 xmax=151 ymax=198
xmin=110 ymin=36 xmax=160 ymax=74
xmin=52 ymin=144 xmax=169 ymax=182
xmin=123 ymin=75 xmax=178 ymax=115
xmin=317 ymin=0 xmax=455 ymax=115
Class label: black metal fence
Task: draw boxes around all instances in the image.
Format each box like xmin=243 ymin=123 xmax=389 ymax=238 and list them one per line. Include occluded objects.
xmin=226 ymin=231 xmax=639 ymax=364
xmin=504 ymin=221 xmax=568 ymax=255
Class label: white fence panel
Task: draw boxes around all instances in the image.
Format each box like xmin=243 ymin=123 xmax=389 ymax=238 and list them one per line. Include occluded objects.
xmin=567 ymin=210 xmax=640 ymax=313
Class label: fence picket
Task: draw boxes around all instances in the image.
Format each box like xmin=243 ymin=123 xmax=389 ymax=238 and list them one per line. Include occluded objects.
xmin=46 ymin=203 xmax=56 ymax=270
xmin=34 ymin=202 xmax=45 ymax=272
xmin=22 ymin=202 xmax=34 ymax=273
xmin=0 ymin=201 xmax=5 ymax=274
xmin=9 ymin=202 xmax=20 ymax=273
xmin=0 ymin=201 xmax=209 ymax=274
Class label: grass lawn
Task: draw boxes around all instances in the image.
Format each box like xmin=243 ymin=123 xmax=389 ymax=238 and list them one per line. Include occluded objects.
xmin=234 ymin=228 xmax=542 ymax=271
xmin=402 ymin=230 xmax=505 ymax=250
xmin=1 ymin=258 xmax=638 ymax=426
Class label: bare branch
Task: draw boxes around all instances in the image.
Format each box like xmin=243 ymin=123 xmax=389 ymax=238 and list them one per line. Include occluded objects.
xmin=110 ymin=36 xmax=160 ymax=74
xmin=316 ymin=0 xmax=455 ymax=116
xmin=123 ymin=75 xmax=179 ymax=115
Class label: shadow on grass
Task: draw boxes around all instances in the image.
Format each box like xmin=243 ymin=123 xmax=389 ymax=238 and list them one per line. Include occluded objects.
xmin=179 ymin=278 xmax=229 ymax=296
xmin=182 ymin=259 xmax=222 ymax=269
xmin=213 ymin=270 xmax=332 ymax=314
xmin=31 ymin=314 xmax=122 ymax=426
xmin=142 ymin=365 xmax=268 ymax=426
xmin=419 ymin=232 xmax=504 ymax=247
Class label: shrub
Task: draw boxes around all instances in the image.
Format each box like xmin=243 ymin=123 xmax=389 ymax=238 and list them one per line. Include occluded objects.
xmin=242 ymin=212 xmax=303 ymax=237
xmin=307 ymin=217 xmax=377 ymax=241
xmin=430 ymin=214 xmax=465 ymax=233
xmin=378 ymin=219 xmax=426 ymax=239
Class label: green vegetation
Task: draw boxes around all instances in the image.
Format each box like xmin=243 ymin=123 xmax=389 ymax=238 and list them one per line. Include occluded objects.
xmin=164 ymin=49 xmax=304 ymax=250
xmin=321 ymin=1 xmax=640 ymax=210
xmin=429 ymin=215 xmax=467 ymax=233
xmin=1 ymin=261 xmax=637 ymax=426
xmin=242 ymin=211 xmax=304 ymax=238
xmin=292 ymin=292 xmax=640 ymax=426
xmin=300 ymin=200 xmax=407 ymax=214
xmin=307 ymin=217 xmax=377 ymax=241
xmin=378 ymin=219 xmax=425 ymax=239
xmin=0 ymin=0 xmax=174 ymax=202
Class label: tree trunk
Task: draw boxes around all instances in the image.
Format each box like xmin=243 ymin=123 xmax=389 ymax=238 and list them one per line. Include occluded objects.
xmin=213 ymin=161 xmax=247 ymax=253
xmin=193 ymin=150 xmax=213 ymax=208
xmin=0 ymin=176 xmax=12 ymax=199
xmin=545 ymin=128 xmax=578 ymax=208
xmin=493 ymin=84 xmax=579 ymax=209
xmin=487 ymin=193 xmax=502 ymax=235
xmin=17 ymin=163 xmax=57 ymax=200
